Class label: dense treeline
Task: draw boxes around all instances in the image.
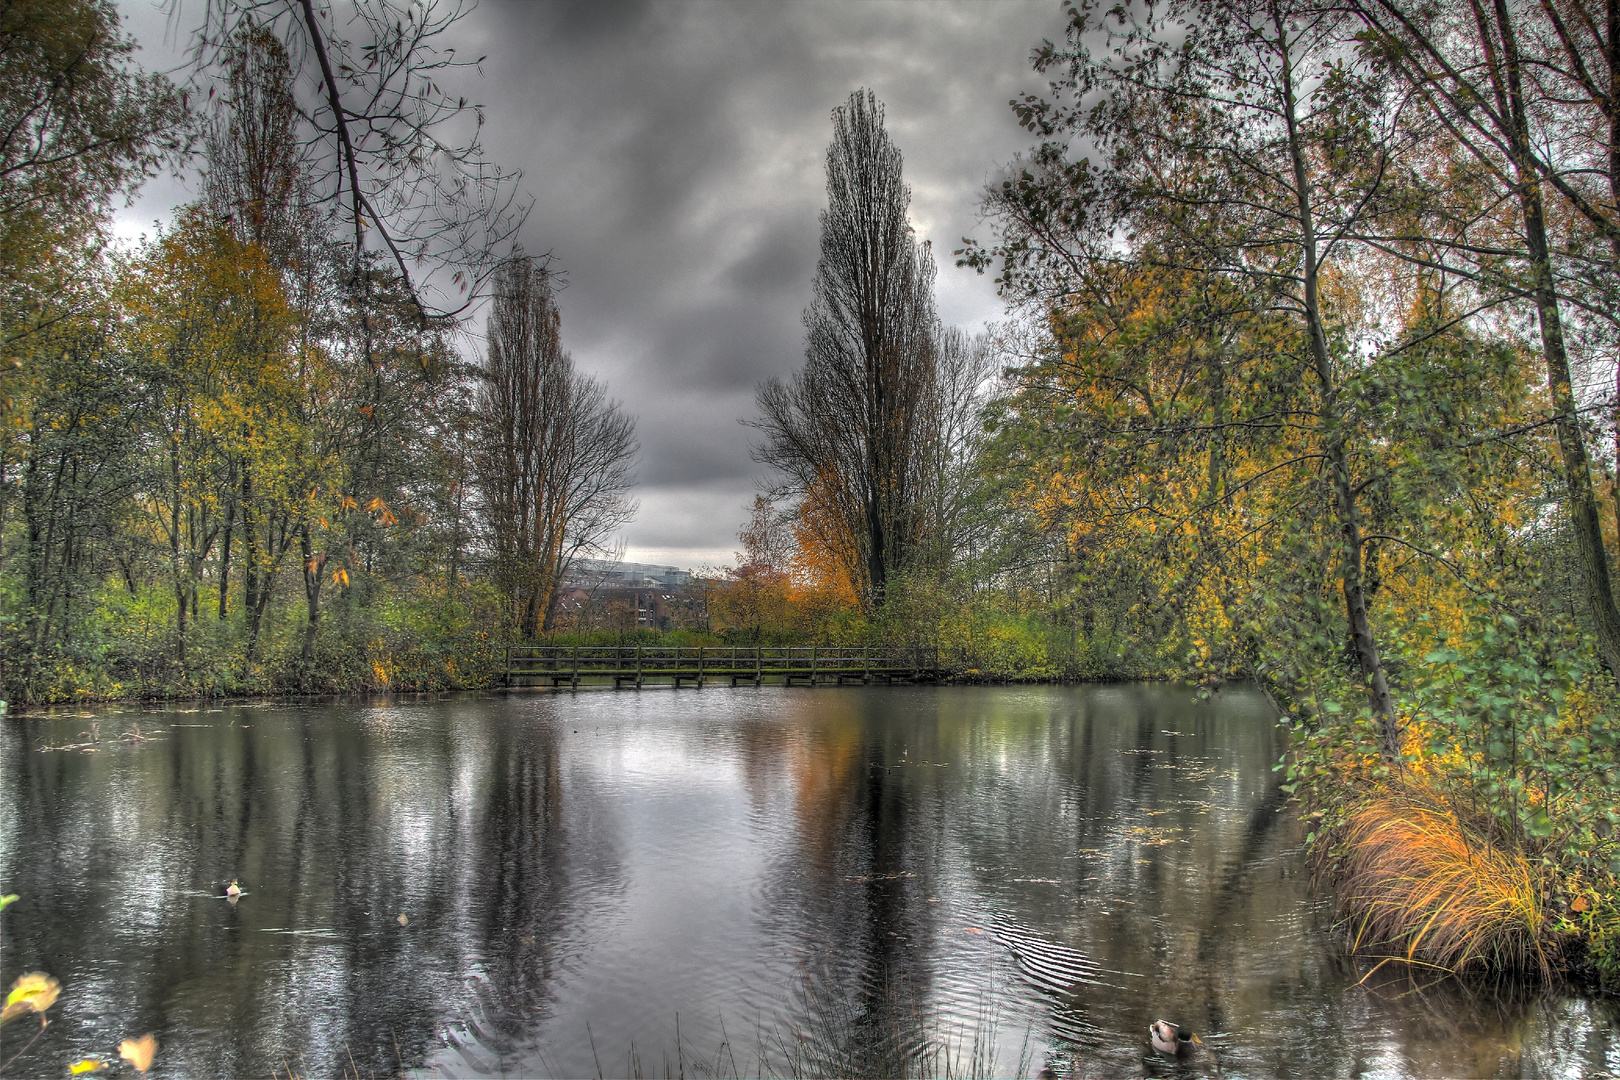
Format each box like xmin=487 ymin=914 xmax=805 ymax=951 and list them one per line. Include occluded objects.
xmin=962 ymin=0 xmax=1620 ymax=986
xmin=735 ymin=3 xmax=1620 ymax=983
xmin=0 ymin=1 xmax=620 ymax=702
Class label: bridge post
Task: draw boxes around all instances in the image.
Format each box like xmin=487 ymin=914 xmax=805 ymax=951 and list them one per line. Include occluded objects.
xmin=698 ymin=646 xmax=705 ymax=688
xmin=811 ymin=645 xmax=817 ymax=686
xmin=571 ymin=645 xmax=580 ymax=690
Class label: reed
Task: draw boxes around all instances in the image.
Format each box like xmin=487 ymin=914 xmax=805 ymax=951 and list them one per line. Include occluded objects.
xmin=1337 ymin=787 xmax=1555 ymax=979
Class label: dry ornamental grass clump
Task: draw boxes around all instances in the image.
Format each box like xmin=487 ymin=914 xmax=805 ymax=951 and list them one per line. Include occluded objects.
xmin=1337 ymin=791 xmax=1555 ymax=978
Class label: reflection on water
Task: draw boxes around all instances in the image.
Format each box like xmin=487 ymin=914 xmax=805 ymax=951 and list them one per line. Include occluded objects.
xmin=1 ymin=686 xmax=1615 ymax=1078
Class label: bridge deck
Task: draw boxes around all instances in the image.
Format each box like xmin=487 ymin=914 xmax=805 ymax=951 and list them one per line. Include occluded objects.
xmin=503 ymin=646 xmax=942 ymax=688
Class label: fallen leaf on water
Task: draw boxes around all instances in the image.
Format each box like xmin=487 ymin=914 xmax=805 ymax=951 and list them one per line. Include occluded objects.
xmin=69 ymin=1059 xmax=108 ymax=1074
xmin=1 ymin=972 xmax=59 ymax=1024
xmin=397 ymin=913 xmax=409 ymax=926
xmin=962 ymin=926 xmax=985 ymax=934
xmin=119 ymin=1034 xmax=157 ymax=1074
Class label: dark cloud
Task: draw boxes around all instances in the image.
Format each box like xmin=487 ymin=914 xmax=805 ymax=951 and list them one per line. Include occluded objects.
xmin=117 ymin=0 xmax=1069 ymax=567
xmin=540 ymin=0 xmax=660 ymax=46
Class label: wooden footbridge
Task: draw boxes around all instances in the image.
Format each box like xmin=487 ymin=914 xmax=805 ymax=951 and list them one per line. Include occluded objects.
xmin=503 ymin=645 xmax=945 ymax=689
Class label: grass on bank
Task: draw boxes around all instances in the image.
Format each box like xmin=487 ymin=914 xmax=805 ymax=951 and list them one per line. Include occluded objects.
xmin=1284 ymin=619 xmax=1620 ymax=991
xmin=1337 ymin=789 xmax=1552 ymax=978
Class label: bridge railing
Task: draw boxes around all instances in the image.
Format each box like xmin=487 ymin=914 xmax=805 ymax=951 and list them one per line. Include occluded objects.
xmin=502 ymin=645 xmax=939 ymax=680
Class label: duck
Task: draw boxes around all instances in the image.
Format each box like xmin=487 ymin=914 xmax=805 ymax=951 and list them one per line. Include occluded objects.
xmin=224 ymin=880 xmax=242 ymax=899
xmin=1149 ymin=1019 xmax=1200 ymax=1056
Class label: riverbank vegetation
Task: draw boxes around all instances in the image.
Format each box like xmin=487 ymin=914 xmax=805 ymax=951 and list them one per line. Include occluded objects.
xmin=2 ymin=0 xmax=1616 ymax=989
xmin=736 ymin=0 xmax=1620 ymax=990
xmin=946 ymin=0 xmax=1620 ymax=990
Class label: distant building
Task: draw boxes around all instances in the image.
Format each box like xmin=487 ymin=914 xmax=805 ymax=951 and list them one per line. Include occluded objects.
xmin=563 ymin=559 xmax=694 ymax=589
xmin=551 ymin=559 xmax=709 ymax=632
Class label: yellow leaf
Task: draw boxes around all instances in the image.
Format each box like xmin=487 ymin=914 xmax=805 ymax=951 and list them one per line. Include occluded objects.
xmin=397 ymin=912 xmax=409 ymax=926
xmin=119 ymin=1034 xmax=157 ymax=1074
xmin=1572 ymin=894 xmax=1591 ymax=913
xmin=1 ymin=972 xmax=59 ymax=1024
xmin=69 ymin=1059 xmax=108 ymax=1074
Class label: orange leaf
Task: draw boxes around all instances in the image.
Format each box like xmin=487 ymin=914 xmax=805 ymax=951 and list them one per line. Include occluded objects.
xmin=119 ymin=1034 xmax=157 ymax=1074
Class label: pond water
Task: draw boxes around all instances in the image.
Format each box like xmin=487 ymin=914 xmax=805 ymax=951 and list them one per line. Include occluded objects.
xmin=1 ymin=685 xmax=1616 ymax=1078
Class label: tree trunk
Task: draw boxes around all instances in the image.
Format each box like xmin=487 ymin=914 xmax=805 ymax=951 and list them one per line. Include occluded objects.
xmin=1521 ymin=188 xmax=1620 ymax=676
xmin=1492 ymin=0 xmax=1620 ymax=678
xmin=218 ymin=507 xmax=233 ymax=620
xmin=520 ymin=584 xmax=540 ymax=640
xmin=299 ymin=523 xmax=324 ymax=674
xmin=171 ymin=490 xmax=186 ymax=669
xmin=1276 ymin=7 xmax=1400 ymax=755
xmin=242 ymin=471 xmax=262 ymax=664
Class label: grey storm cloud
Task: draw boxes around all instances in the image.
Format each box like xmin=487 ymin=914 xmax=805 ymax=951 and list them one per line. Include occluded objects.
xmin=117 ymin=0 xmax=1070 ymax=566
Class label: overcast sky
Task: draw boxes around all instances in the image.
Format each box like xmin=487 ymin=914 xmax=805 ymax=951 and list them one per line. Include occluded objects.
xmin=116 ymin=0 xmax=1068 ymax=570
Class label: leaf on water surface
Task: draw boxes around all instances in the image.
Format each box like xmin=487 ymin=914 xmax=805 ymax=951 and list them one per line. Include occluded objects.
xmin=1 ymin=972 xmax=59 ymax=1023
xmin=119 ymin=1034 xmax=157 ymax=1074
xmin=0 ymin=894 xmax=17 ymax=913
xmin=69 ymin=1059 xmax=108 ymax=1074
xmin=397 ymin=912 xmax=409 ymax=926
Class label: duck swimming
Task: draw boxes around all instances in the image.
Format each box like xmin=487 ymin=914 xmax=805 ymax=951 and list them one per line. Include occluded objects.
xmin=1150 ymin=1019 xmax=1200 ymax=1056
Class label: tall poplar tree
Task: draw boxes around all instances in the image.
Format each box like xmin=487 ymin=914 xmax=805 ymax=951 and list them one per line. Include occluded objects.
xmin=754 ymin=90 xmax=943 ymax=610
xmin=475 ymin=254 xmax=636 ymax=638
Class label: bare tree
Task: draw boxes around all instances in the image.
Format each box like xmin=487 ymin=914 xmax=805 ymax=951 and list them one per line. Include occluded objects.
xmin=753 ymin=90 xmax=944 ymax=610
xmin=202 ymin=26 xmax=305 ymax=262
xmin=737 ymin=493 xmax=794 ymax=573
xmin=181 ymin=0 xmax=529 ymax=319
xmin=475 ymin=254 xmax=636 ymax=638
xmin=919 ymin=326 xmax=995 ymax=568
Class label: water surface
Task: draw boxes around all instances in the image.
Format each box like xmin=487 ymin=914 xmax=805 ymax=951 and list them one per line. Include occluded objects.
xmin=2 ymin=685 xmax=1616 ymax=1077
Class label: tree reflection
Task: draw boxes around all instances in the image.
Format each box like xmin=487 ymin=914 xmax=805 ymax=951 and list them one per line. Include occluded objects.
xmin=3 ymin=689 xmax=1616 ymax=1079
xmin=0 ymin=701 xmax=619 ymax=1077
